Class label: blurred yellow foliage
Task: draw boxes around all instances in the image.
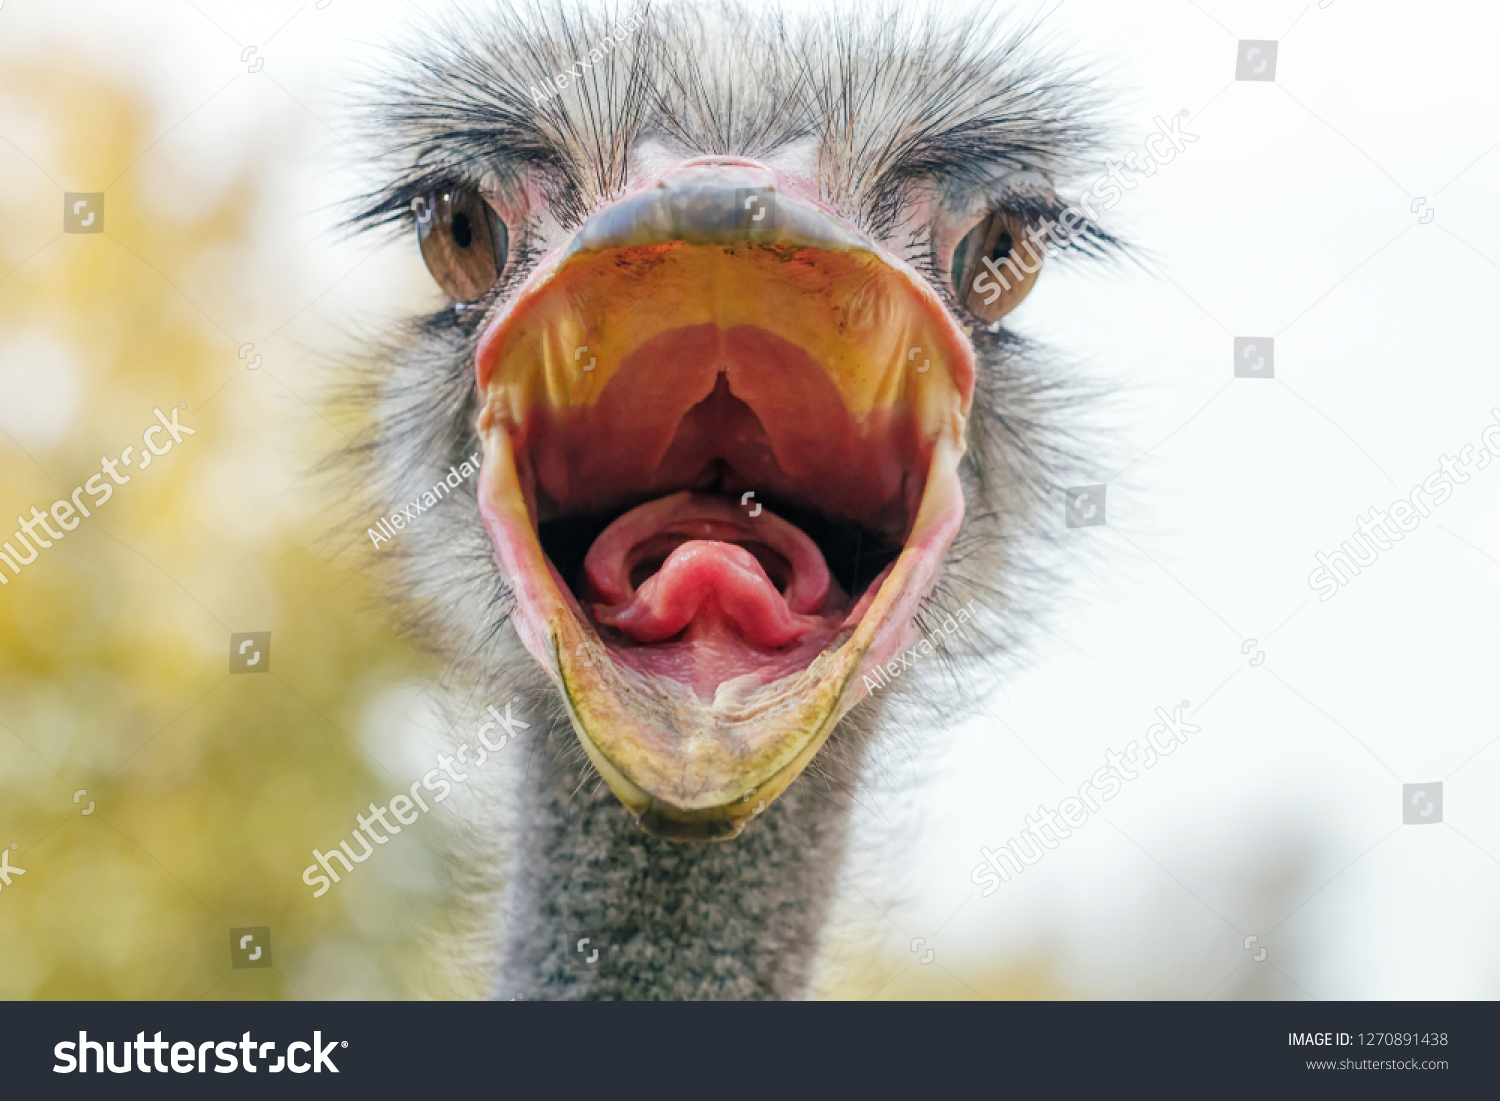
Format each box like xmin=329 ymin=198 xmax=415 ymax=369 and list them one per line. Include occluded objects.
xmin=0 ymin=59 xmax=487 ymax=1000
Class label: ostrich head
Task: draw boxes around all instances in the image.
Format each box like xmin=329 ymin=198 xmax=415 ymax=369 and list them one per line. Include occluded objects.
xmin=343 ymin=1 xmax=1113 ymax=994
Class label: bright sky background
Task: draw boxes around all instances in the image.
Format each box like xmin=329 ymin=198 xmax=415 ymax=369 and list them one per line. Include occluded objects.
xmin=851 ymin=0 xmax=1500 ymax=999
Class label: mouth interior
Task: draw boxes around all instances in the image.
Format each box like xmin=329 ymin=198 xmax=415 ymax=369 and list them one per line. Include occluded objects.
xmin=519 ymin=324 xmax=924 ymax=700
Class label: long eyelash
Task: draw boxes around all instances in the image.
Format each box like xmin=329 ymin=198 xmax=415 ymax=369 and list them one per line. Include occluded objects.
xmin=344 ymin=155 xmax=531 ymax=240
xmin=901 ymin=220 xmax=940 ymax=288
xmin=489 ymin=216 xmax=545 ymax=304
xmin=344 ymin=172 xmax=458 ymax=238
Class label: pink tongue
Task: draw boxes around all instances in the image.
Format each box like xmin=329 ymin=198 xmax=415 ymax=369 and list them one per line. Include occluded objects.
xmin=586 ymin=492 xmax=834 ymax=649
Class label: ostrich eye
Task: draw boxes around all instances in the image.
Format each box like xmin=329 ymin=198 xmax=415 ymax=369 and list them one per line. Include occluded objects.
xmin=414 ymin=189 xmax=507 ymax=303
xmin=950 ymin=210 xmax=1042 ymax=323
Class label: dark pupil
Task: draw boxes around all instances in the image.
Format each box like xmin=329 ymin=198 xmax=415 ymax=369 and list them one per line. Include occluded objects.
xmin=990 ymin=230 xmax=1014 ymax=263
xmin=450 ymin=211 xmax=473 ymax=249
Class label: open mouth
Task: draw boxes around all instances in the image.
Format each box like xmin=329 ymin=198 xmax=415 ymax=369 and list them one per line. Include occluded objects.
xmin=475 ymin=164 xmax=974 ymax=840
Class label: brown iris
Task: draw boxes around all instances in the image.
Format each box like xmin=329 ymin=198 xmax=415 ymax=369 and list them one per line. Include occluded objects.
xmin=950 ymin=210 xmax=1043 ymax=323
xmin=415 ymin=189 xmax=507 ymax=302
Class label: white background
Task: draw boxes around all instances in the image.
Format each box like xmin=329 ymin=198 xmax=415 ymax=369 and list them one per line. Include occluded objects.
xmin=845 ymin=0 xmax=1500 ymax=1000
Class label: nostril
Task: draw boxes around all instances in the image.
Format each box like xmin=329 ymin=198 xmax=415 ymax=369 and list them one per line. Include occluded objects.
xmin=677 ymin=155 xmax=770 ymax=170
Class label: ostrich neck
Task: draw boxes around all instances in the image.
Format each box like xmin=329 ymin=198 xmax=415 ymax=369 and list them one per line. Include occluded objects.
xmin=493 ymin=718 xmax=861 ymax=1000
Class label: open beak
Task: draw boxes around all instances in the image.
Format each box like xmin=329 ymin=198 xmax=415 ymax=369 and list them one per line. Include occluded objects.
xmin=475 ymin=162 xmax=975 ymax=840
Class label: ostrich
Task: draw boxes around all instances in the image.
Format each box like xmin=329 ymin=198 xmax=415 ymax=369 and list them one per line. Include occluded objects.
xmin=339 ymin=1 xmax=1115 ymax=999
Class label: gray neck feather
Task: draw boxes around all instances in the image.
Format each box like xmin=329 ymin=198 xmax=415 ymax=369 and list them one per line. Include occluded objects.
xmin=491 ymin=715 xmax=867 ymax=1001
